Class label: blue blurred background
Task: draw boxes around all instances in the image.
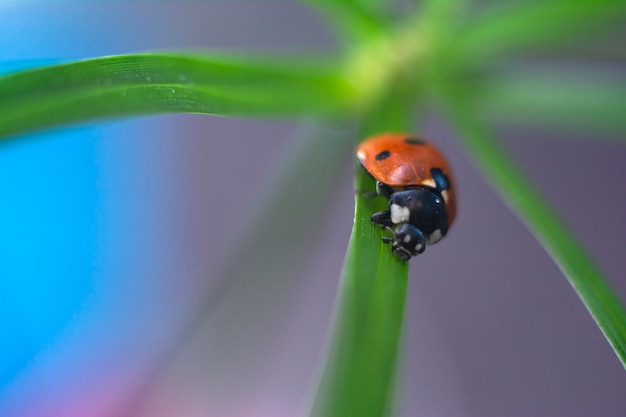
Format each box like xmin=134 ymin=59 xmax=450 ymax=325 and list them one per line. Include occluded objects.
xmin=1 ymin=1 xmax=625 ymax=417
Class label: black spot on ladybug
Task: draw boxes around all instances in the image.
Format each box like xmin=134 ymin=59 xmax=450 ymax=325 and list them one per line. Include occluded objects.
xmin=430 ymin=167 xmax=450 ymax=191
xmin=375 ymin=150 xmax=391 ymax=160
xmin=404 ymin=137 xmax=425 ymax=145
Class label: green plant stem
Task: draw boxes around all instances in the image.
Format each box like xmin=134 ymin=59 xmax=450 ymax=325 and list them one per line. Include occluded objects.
xmin=311 ymin=167 xmax=408 ymax=417
xmin=310 ymin=94 xmax=416 ymax=417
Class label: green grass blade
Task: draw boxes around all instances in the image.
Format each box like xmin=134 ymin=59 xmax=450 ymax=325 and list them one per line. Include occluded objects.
xmin=438 ymin=90 xmax=626 ymax=368
xmin=0 ymin=53 xmax=354 ymax=140
xmin=473 ymin=70 xmax=626 ymax=138
xmin=415 ymin=0 xmax=468 ymax=22
xmin=311 ymin=97 xmax=415 ymax=417
xmin=297 ymin=0 xmax=388 ymax=41
xmin=311 ymin=164 xmax=408 ymax=417
xmin=454 ymin=0 xmax=626 ymax=59
xmin=356 ymin=0 xmax=386 ymax=10
xmin=117 ymin=123 xmax=354 ymax=415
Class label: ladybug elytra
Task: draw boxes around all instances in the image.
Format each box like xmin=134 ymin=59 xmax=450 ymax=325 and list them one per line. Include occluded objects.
xmin=357 ymin=132 xmax=456 ymax=261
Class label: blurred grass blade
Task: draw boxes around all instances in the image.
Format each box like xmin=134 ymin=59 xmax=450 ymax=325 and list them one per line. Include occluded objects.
xmin=355 ymin=0 xmax=387 ymax=10
xmin=454 ymin=0 xmax=626 ymax=59
xmin=473 ymin=69 xmax=626 ymax=138
xmin=118 ymin=123 xmax=354 ymax=415
xmin=311 ymin=164 xmax=408 ymax=417
xmin=415 ymin=0 xmax=468 ymax=24
xmin=438 ymin=91 xmax=626 ymax=368
xmin=311 ymin=98 xmax=414 ymax=417
xmin=297 ymin=0 xmax=388 ymax=41
xmin=0 ymin=53 xmax=354 ymax=140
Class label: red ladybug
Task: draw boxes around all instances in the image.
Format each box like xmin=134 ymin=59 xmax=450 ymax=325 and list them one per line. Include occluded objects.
xmin=357 ymin=133 xmax=456 ymax=260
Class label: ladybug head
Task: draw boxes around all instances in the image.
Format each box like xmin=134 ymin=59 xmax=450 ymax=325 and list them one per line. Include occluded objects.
xmin=383 ymin=223 xmax=427 ymax=261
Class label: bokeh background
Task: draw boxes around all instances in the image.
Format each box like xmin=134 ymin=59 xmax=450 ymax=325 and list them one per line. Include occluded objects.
xmin=1 ymin=1 xmax=625 ymax=416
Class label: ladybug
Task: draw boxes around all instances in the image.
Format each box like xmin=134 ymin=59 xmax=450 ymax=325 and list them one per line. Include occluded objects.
xmin=357 ymin=133 xmax=456 ymax=261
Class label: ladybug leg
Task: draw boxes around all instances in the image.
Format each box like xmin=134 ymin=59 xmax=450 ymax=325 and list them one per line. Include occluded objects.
xmin=357 ymin=180 xmax=394 ymax=199
xmin=371 ymin=209 xmax=393 ymax=227
xmin=381 ymin=226 xmax=395 ymax=244
xmin=376 ymin=181 xmax=394 ymax=198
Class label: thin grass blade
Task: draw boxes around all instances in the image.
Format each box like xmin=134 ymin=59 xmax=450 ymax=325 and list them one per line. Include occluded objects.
xmin=297 ymin=0 xmax=388 ymax=41
xmin=472 ymin=69 xmax=626 ymax=138
xmin=453 ymin=0 xmax=626 ymax=60
xmin=311 ymin=163 xmax=408 ymax=417
xmin=0 ymin=53 xmax=354 ymax=140
xmin=438 ymin=90 xmax=626 ymax=368
xmin=311 ymin=96 xmax=416 ymax=417
xmin=116 ymin=123 xmax=353 ymax=415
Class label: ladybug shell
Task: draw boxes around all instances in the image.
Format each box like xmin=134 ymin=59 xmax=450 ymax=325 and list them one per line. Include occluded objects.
xmin=357 ymin=132 xmax=456 ymax=225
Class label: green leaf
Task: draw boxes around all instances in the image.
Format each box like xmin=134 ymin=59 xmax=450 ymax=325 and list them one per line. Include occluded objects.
xmin=0 ymin=53 xmax=354 ymax=140
xmin=438 ymin=89 xmax=626 ymax=369
xmin=311 ymin=95 xmax=415 ymax=417
xmin=453 ymin=0 xmax=626 ymax=60
xmin=311 ymin=163 xmax=408 ymax=417
xmin=473 ymin=69 xmax=626 ymax=138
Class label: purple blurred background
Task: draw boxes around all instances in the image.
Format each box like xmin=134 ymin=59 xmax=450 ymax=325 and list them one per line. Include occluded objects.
xmin=1 ymin=1 xmax=624 ymax=416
